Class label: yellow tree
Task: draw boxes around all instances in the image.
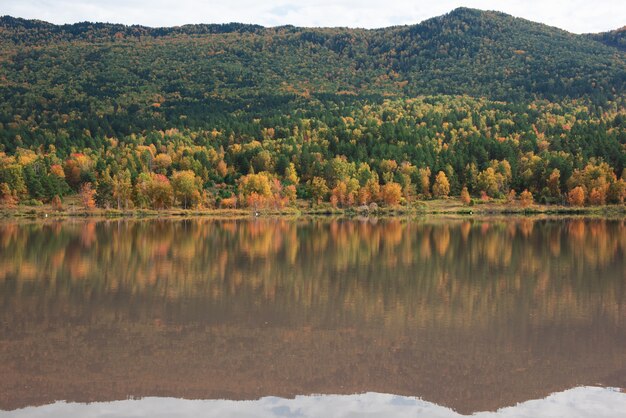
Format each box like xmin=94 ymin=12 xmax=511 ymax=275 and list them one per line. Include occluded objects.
xmin=136 ymin=173 xmax=173 ymax=209
xmin=172 ymin=170 xmax=201 ymax=209
xmin=112 ymin=170 xmax=132 ymax=209
xmin=418 ymin=167 xmax=431 ymax=197
xmin=476 ymin=167 xmax=499 ymax=197
xmin=381 ymin=182 xmax=402 ymax=206
xmin=432 ymin=171 xmax=450 ymax=198
xmin=284 ymin=162 xmax=299 ymax=186
xmin=460 ymin=186 xmax=471 ymax=205
xmin=547 ymin=168 xmax=561 ymax=198
xmin=380 ymin=159 xmax=398 ymax=184
xmin=239 ymin=173 xmax=272 ymax=210
xmin=153 ymin=153 xmax=172 ymax=174
xmin=519 ymin=189 xmax=534 ymax=207
xmin=309 ymin=176 xmax=329 ymax=205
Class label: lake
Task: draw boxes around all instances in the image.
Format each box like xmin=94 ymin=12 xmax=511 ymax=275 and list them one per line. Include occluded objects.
xmin=0 ymin=217 xmax=624 ymax=417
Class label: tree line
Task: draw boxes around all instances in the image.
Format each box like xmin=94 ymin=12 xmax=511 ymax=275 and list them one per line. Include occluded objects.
xmin=1 ymin=96 xmax=624 ymax=210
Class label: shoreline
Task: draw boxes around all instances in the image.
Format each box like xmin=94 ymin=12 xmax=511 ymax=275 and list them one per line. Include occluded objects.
xmin=1 ymin=199 xmax=625 ymax=220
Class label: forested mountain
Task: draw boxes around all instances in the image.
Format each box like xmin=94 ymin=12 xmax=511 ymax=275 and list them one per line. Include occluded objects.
xmin=0 ymin=8 xmax=625 ymax=210
xmin=587 ymin=27 xmax=626 ymax=51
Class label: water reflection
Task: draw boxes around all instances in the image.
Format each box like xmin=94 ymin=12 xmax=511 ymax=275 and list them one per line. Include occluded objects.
xmin=0 ymin=218 xmax=624 ymax=414
xmin=2 ymin=387 xmax=625 ymax=418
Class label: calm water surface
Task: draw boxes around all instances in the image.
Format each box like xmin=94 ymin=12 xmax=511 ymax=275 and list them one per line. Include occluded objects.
xmin=0 ymin=217 xmax=624 ymax=416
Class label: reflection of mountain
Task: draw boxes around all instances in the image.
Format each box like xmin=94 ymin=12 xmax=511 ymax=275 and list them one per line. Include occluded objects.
xmin=4 ymin=388 xmax=626 ymax=418
xmin=0 ymin=219 xmax=625 ymax=413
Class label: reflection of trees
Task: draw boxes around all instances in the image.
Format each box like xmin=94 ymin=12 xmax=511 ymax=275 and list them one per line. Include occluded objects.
xmin=0 ymin=218 xmax=624 ymax=329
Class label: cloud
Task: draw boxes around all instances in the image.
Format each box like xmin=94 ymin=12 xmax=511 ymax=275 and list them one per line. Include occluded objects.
xmin=0 ymin=0 xmax=624 ymax=33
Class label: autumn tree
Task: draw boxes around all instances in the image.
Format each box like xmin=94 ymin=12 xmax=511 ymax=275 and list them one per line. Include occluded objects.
xmin=418 ymin=167 xmax=431 ymax=198
xmin=519 ymin=189 xmax=534 ymax=207
xmin=567 ymin=162 xmax=616 ymax=205
xmin=96 ymin=169 xmax=114 ymax=208
xmin=381 ymin=182 xmax=402 ymax=206
xmin=568 ymin=186 xmax=586 ymax=207
xmin=607 ymin=179 xmax=626 ymax=204
xmin=506 ymin=189 xmax=517 ymax=204
xmin=309 ymin=176 xmax=329 ymax=205
xmin=136 ymin=173 xmax=173 ymax=209
xmin=399 ymin=162 xmax=417 ymax=202
xmin=51 ymin=195 xmax=63 ymax=211
xmin=0 ymin=163 xmax=27 ymax=198
xmin=64 ymin=153 xmax=94 ymax=190
xmin=460 ymin=186 xmax=471 ymax=205
xmin=432 ymin=171 xmax=450 ymax=198
xmin=380 ymin=159 xmax=398 ymax=184
xmin=477 ymin=164 xmax=509 ymax=198
xmin=112 ymin=170 xmax=132 ymax=209
xmin=239 ymin=172 xmax=272 ymax=209
xmin=80 ymin=182 xmax=96 ymax=209
xmin=172 ymin=170 xmax=201 ymax=209
xmin=588 ymin=187 xmax=606 ymax=205
xmin=325 ymin=155 xmax=355 ymax=187
xmin=0 ymin=183 xmax=17 ymax=207
xmin=547 ymin=168 xmax=561 ymax=198
xmin=153 ymin=153 xmax=173 ymax=174
xmin=284 ymin=162 xmax=299 ymax=185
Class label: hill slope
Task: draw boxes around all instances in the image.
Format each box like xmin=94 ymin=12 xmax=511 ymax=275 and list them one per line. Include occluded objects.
xmin=587 ymin=26 xmax=626 ymax=51
xmin=1 ymin=8 xmax=625 ymax=119
xmin=0 ymin=8 xmax=625 ymax=210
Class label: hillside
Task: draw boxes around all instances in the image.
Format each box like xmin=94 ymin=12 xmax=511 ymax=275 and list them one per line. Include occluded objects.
xmin=588 ymin=26 xmax=626 ymax=51
xmin=1 ymin=9 xmax=625 ymax=109
xmin=0 ymin=8 xmax=625 ymax=210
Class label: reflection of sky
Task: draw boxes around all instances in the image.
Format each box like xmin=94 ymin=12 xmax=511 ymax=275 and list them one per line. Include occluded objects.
xmin=2 ymin=387 xmax=624 ymax=418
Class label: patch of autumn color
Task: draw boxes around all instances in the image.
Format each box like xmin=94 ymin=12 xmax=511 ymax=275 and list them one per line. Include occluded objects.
xmin=79 ymin=182 xmax=96 ymax=209
xmin=50 ymin=164 xmax=65 ymax=178
xmin=519 ymin=190 xmax=534 ymax=207
xmin=433 ymin=226 xmax=451 ymax=256
xmin=246 ymin=192 xmax=267 ymax=211
xmin=568 ymin=220 xmax=586 ymax=242
xmin=460 ymin=187 xmax=471 ymax=205
xmin=547 ymin=169 xmax=561 ymax=198
xmin=220 ymin=196 xmax=237 ymax=208
xmin=458 ymin=222 xmax=471 ymax=241
xmin=506 ymin=189 xmax=517 ymax=204
xmin=51 ymin=195 xmax=63 ymax=211
xmin=381 ymin=182 xmax=402 ymax=206
xmin=418 ymin=167 xmax=431 ymax=197
xmin=588 ymin=187 xmax=606 ymax=205
xmin=432 ymin=171 xmax=450 ymax=198
xmin=0 ymin=183 xmax=17 ymax=207
xmin=309 ymin=177 xmax=329 ymax=205
xmin=568 ymin=186 xmax=585 ymax=206
xmin=216 ymin=160 xmax=228 ymax=178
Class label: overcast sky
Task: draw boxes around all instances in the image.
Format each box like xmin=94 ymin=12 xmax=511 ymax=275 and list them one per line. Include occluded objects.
xmin=1 ymin=0 xmax=624 ymax=33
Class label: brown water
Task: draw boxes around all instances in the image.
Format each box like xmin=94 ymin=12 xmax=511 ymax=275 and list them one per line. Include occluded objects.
xmin=0 ymin=217 xmax=625 ymax=415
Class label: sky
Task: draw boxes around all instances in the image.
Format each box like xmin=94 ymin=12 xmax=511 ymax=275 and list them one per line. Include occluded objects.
xmin=0 ymin=0 xmax=624 ymax=34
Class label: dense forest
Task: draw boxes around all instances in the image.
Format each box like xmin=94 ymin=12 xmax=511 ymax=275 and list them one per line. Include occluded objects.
xmin=0 ymin=8 xmax=625 ymax=210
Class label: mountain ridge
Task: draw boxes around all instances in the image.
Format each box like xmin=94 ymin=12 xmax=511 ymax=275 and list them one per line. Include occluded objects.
xmin=1 ymin=7 xmax=624 ymax=105
xmin=0 ymin=7 xmax=623 ymax=36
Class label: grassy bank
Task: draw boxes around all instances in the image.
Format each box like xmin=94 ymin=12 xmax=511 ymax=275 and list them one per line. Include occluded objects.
xmin=1 ymin=196 xmax=625 ymax=220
